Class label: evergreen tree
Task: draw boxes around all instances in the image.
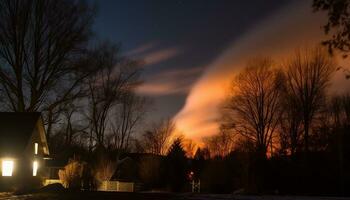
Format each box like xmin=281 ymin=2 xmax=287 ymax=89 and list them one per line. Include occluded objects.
xmin=166 ymin=138 xmax=188 ymax=192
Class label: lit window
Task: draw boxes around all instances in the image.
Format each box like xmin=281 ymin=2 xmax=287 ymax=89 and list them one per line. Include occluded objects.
xmin=2 ymin=160 xmax=14 ymax=176
xmin=33 ymin=161 xmax=38 ymax=176
xmin=34 ymin=143 xmax=38 ymax=155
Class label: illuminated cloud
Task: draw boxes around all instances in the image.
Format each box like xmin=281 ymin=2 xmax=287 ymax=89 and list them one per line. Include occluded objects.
xmin=126 ymin=42 xmax=157 ymax=56
xmin=126 ymin=42 xmax=180 ymax=66
xmin=174 ymin=1 xmax=350 ymax=143
xmin=142 ymin=47 xmax=180 ymax=66
xmin=136 ymin=67 xmax=203 ymax=96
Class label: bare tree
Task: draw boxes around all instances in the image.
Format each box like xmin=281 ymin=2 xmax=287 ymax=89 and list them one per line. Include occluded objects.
xmin=109 ymin=92 xmax=147 ymax=152
xmin=142 ymin=119 xmax=175 ymax=155
xmin=278 ymin=75 xmax=304 ymax=156
xmin=60 ymin=103 xmax=87 ymax=147
xmin=182 ymin=138 xmax=196 ymax=158
xmin=204 ymin=129 xmax=235 ymax=158
xmin=283 ymin=47 xmax=336 ymax=152
xmin=223 ymin=57 xmax=282 ymax=157
xmin=85 ymin=43 xmax=141 ymax=149
xmin=0 ymin=0 xmax=95 ymax=139
xmin=101 ymin=92 xmax=147 ymax=185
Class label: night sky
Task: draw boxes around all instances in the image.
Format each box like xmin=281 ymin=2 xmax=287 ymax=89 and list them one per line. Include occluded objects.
xmin=91 ymin=1 xmax=346 ymax=141
xmin=92 ymin=0 xmax=288 ymax=117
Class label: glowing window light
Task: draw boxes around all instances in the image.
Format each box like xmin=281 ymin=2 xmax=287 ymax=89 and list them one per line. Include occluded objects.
xmin=34 ymin=143 xmax=38 ymax=155
xmin=33 ymin=161 xmax=38 ymax=176
xmin=2 ymin=160 xmax=14 ymax=176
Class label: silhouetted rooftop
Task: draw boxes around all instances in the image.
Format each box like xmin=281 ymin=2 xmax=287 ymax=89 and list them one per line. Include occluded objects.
xmin=0 ymin=112 xmax=41 ymax=157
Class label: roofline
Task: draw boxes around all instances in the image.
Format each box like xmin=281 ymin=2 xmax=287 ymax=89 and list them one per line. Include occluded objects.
xmin=38 ymin=115 xmax=50 ymax=155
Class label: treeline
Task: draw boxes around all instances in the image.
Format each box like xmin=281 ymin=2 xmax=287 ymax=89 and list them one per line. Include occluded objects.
xmin=58 ymin=47 xmax=350 ymax=195
xmin=138 ymin=47 xmax=349 ymax=195
xmin=194 ymin=47 xmax=350 ymax=195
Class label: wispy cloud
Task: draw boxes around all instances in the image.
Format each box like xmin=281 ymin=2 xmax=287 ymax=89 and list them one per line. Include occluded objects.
xmin=142 ymin=47 xmax=180 ymax=66
xmin=136 ymin=67 xmax=203 ymax=96
xmin=125 ymin=42 xmax=157 ymax=56
xmin=126 ymin=42 xmax=181 ymax=66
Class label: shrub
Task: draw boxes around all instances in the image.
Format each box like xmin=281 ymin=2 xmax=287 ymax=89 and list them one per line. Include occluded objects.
xmin=93 ymin=156 xmax=117 ymax=184
xmin=58 ymin=158 xmax=85 ymax=189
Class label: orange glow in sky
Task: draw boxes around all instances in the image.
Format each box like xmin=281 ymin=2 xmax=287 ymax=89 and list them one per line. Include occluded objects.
xmin=173 ymin=1 xmax=350 ymax=144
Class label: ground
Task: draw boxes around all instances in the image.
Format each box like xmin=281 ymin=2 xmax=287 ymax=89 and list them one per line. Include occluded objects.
xmin=1 ymin=192 xmax=350 ymax=200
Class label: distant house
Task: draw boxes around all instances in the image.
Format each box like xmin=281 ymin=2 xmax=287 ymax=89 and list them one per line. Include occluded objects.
xmin=97 ymin=153 xmax=165 ymax=192
xmin=0 ymin=112 xmax=49 ymax=189
xmin=97 ymin=157 xmax=137 ymax=192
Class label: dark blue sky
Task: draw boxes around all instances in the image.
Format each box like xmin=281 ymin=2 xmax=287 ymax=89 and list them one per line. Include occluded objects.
xmin=92 ymin=0 xmax=291 ymax=124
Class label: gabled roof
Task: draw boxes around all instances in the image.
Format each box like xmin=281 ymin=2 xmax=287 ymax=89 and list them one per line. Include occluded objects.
xmin=0 ymin=112 xmax=41 ymax=157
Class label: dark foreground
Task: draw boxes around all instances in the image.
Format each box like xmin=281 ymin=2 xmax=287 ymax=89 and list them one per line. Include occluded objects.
xmin=1 ymin=192 xmax=176 ymax=200
xmin=2 ymin=192 xmax=350 ymax=200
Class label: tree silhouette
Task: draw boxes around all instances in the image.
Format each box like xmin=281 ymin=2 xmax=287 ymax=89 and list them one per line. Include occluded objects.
xmin=313 ymin=0 xmax=350 ymax=79
xmin=0 ymin=0 xmax=95 ymax=139
xmin=166 ymin=138 xmax=187 ymax=192
xmin=313 ymin=0 xmax=350 ymax=57
xmin=278 ymin=73 xmax=303 ymax=156
xmin=85 ymin=43 xmax=141 ymax=149
xmin=327 ymin=94 xmax=350 ymax=194
xmin=204 ymin=129 xmax=235 ymax=158
xmin=282 ymin=47 xmax=335 ymax=153
xmin=223 ymin=57 xmax=282 ymax=158
xmin=142 ymin=118 xmax=175 ymax=155
xmin=109 ymin=92 xmax=147 ymax=152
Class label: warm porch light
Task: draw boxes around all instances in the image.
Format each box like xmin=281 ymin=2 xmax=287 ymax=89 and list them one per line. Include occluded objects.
xmin=34 ymin=143 xmax=38 ymax=155
xmin=33 ymin=161 xmax=38 ymax=176
xmin=2 ymin=160 xmax=14 ymax=176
